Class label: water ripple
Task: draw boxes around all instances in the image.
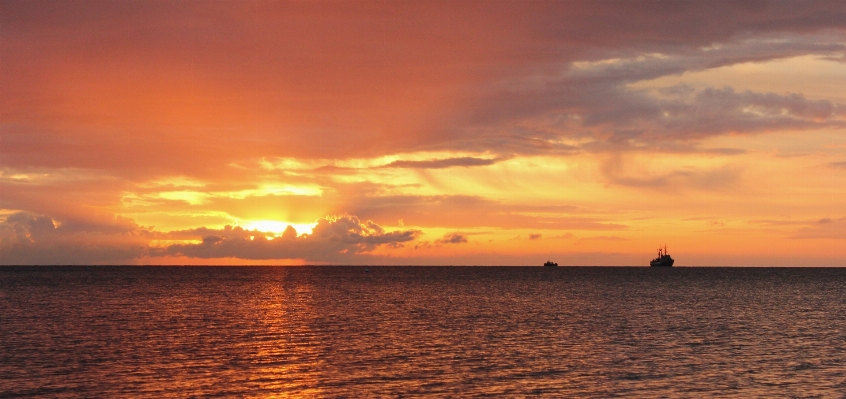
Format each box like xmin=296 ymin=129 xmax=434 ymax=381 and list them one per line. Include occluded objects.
xmin=1 ymin=266 xmax=845 ymax=397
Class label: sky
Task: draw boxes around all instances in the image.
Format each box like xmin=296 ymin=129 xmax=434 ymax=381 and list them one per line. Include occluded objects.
xmin=2 ymin=0 xmax=846 ymax=266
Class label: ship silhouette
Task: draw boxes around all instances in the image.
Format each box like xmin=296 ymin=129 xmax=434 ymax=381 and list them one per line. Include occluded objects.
xmin=543 ymin=260 xmax=558 ymax=267
xmin=650 ymin=244 xmax=674 ymax=267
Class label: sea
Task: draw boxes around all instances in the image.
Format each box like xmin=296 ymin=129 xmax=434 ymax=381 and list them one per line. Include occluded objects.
xmin=1 ymin=266 xmax=844 ymax=398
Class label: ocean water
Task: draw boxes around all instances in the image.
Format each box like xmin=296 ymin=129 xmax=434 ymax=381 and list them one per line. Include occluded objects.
xmin=1 ymin=266 xmax=845 ymax=398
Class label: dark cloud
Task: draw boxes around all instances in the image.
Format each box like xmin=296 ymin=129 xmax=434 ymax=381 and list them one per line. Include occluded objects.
xmin=599 ymin=157 xmax=743 ymax=191
xmin=473 ymin=71 xmax=846 ymax=155
xmin=655 ymin=87 xmax=846 ymax=139
xmin=528 ymin=233 xmax=542 ymax=240
xmin=435 ymin=233 xmax=469 ymax=244
xmin=828 ymin=161 xmax=846 ymax=169
xmin=344 ymin=194 xmax=624 ymax=230
xmin=380 ymin=156 xmax=509 ymax=169
xmin=311 ymin=165 xmax=359 ymax=174
xmin=0 ymin=212 xmax=149 ymax=264
xmin=3 ymin=1 xmax=846 ymax=173
xmin=310 ymin=156 xmax=509 ymax=173
xmin=418 ymin=32 xmax=846 ymax=156
xmin=749 ymin=219 xmax=810 ymax=226
xmin=163 ymin=215 xmax=421 ymax=262
xmin=0 ymin=212 xmax=421 ymax=264
xmin=158 ymin=225 xmax=273 ymax=240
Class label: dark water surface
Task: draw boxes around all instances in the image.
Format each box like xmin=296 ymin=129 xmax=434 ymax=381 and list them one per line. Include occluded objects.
xmin=1 ymin=266 xmax=845 ymax=397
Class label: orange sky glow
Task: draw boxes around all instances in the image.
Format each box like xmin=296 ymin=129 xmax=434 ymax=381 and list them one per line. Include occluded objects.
xmin=2 ymin=1 xmax=845 ymax=265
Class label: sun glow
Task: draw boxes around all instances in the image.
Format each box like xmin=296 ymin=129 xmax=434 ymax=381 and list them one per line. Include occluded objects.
xmin=240 ymin=220 xmax=316 ymax=236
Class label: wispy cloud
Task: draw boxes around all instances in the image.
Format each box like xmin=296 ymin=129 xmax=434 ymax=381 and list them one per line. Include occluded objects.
xmin=380 ymin=156 xmax=509 ymax=169
xmin=788 ymin=217 xmax=846 ymax=239
xmin=577 ymin=236 xmax=630 ymax=245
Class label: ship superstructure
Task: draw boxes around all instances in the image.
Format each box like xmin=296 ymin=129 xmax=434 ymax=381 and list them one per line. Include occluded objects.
xmin=650 ymin=245 xmax=674 ymax=267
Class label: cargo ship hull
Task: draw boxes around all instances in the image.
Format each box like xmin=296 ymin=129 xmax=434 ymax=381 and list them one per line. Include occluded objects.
xmin=650 ymin=245 xmax=674 ymax=267
xmin=650 ymin=256 xmax=674 ymax=267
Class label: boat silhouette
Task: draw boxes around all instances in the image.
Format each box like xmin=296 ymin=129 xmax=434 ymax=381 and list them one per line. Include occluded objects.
xmin=543 ymin=260 xmax=558 ymax=267
xmin=650 ymin=245 xmax=674 ymax=267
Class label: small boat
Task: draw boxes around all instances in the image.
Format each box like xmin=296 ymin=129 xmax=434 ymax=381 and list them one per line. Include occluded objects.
xmin=650 ymin=245 xmax=674 ymax=267
xmin=543 ymin=260 xmax=558 ymax=267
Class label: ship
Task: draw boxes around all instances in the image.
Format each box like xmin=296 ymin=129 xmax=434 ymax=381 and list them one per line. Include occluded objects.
xmin=543 ymin=260 xmax=558 ymax=267
xmin=650 ymin=245 xmax=674 ymax=267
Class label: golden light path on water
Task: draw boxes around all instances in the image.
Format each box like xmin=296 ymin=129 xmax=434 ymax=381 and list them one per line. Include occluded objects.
xmin=3 ymin=267 xmax=845 ymax=396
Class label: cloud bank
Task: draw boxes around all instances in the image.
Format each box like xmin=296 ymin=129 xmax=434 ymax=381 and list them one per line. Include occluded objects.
xmin=0 ymin=213 xmax=420 ymax=264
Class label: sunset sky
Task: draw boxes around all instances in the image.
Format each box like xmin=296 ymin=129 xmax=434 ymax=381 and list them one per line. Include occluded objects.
xmin=2 ymin=1 xmax=845 ymax=265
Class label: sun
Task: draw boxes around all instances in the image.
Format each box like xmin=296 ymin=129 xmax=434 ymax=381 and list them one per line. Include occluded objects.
xmin=240 ymin=220 xmax=315 ymax=236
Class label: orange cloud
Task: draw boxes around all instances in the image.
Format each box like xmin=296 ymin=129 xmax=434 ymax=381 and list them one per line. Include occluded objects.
xmin=3 ymin=2 xmax=846 ymax=265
